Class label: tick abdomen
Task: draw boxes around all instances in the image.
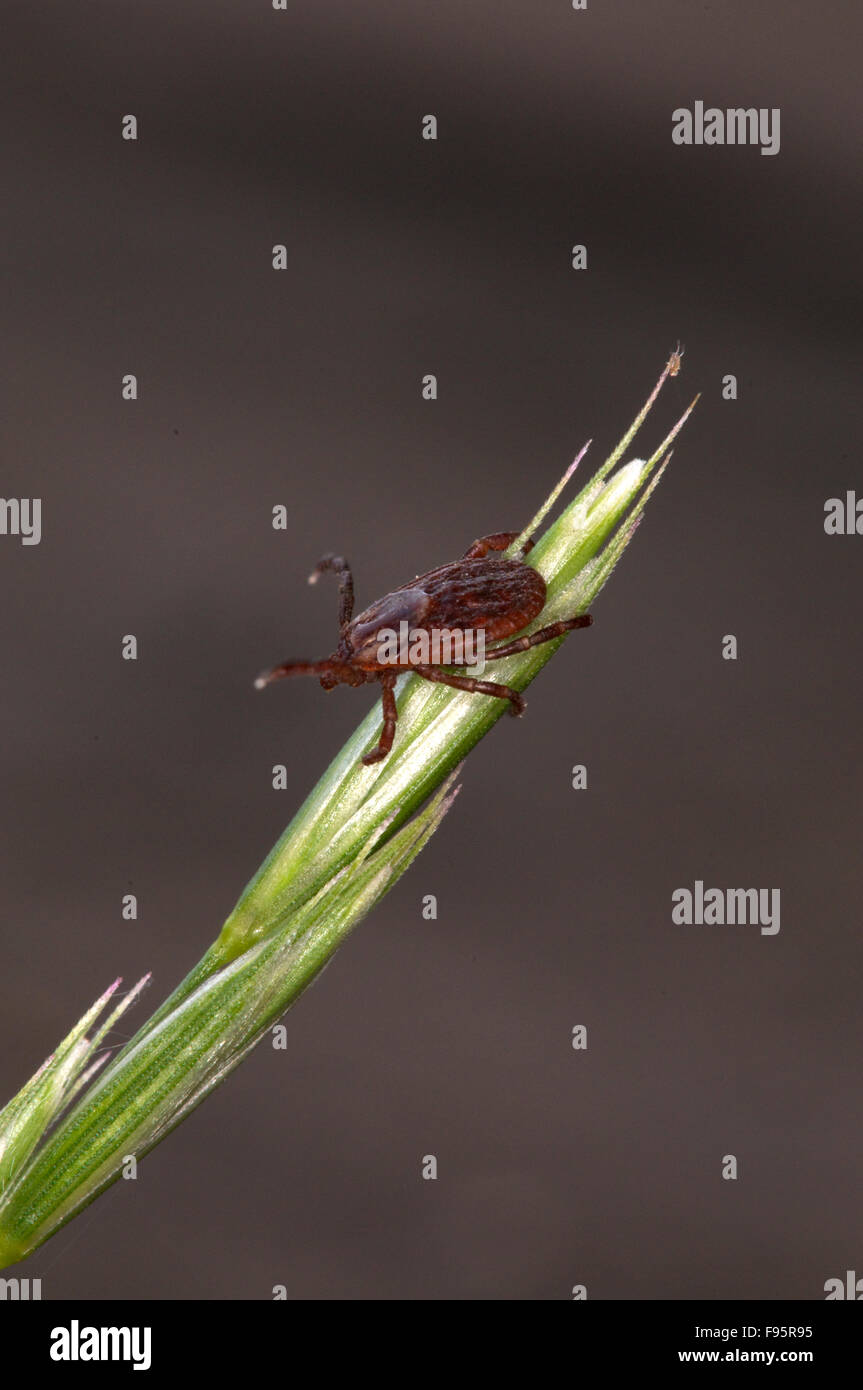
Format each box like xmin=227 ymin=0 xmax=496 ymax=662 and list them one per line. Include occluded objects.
xmin=395 ymin=556 xmax=546 ymax=643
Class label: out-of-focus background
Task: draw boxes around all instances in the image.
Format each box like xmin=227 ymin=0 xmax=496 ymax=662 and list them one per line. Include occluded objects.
xmin=1 ymin=2 xmax=861 ymax=1299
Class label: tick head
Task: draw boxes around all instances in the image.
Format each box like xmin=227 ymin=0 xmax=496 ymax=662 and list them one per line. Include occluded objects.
xmin=318 ymin=655 xmax=370 ymax=689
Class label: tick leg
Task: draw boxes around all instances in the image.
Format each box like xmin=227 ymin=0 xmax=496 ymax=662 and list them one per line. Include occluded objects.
xmin=308 ymin=553 xmax=355 ymax=629
xmin=411 ymin=664 xmax=525 ymax=716
xmin=463 ymin=532 xmax=536 ymax=560
xmin=362 ymin=672 xmax=399 ymax=765
xmin=255 ymin=658 xmax=336 ymax=687
xmin=483 ymin=613 xmax=593 ymax=660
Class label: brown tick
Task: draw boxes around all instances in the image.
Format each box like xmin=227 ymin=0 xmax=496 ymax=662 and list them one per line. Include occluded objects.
xmin=255 ymin=531 xmax=592 ymax=765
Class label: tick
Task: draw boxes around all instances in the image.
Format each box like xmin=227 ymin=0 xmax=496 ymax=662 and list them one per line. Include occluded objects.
xmin=255 ymin=531 xmax=592 ymax=765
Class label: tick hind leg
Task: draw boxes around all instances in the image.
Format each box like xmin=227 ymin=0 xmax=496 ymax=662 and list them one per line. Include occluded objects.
xmin=308 ymin=553 xmax=355 ymax=630
xmin=483 ymin=613 xmax=593 ymax=661
xmin=362 ymin=672 xmax=399 ymax=765
xmin=411 ymin=664 xmax=525 ymax=716
xmin=463 ymin=531 xmax=536 ymax=560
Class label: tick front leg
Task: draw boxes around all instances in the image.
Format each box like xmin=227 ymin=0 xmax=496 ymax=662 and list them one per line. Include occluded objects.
xmin=308 ymin=553 xmax=355 ymax=630
xmin=483 ymin=613 xmax=593 ymax=661
xmin=411 ymin=664 xmax=525 ymax=716
xmin=462 ymin=532 xmax=536 ymax=559
xmin=362 ymin=672 xmax=399 ymax=764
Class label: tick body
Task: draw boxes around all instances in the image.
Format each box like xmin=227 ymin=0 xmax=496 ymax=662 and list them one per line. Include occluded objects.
xmin=255 ymin=531 xmax=592 ymax=765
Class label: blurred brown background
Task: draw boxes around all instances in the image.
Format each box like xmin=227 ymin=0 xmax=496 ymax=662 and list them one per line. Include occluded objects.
xmin=1 ymin=2 xmax=861 ymax=1299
